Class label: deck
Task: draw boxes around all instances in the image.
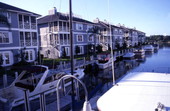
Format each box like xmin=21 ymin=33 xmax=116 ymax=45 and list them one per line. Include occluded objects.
xmin=97 ymin=72 xmax=170 ymax=111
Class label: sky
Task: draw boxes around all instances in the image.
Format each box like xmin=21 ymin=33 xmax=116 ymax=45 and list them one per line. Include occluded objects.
xmin=1 ymin=0 xmax=170 ymax=36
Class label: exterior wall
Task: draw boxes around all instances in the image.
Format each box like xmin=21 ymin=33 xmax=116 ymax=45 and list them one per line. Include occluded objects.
xmin=38 ymin=18 xmax=95 ymax=58
xmin=0 ymin=9 xmax=39 ymax=67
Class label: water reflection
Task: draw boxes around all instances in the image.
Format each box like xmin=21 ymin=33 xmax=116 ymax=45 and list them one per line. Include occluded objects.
xmin=88 ymin=43 xmax=170 ymax=110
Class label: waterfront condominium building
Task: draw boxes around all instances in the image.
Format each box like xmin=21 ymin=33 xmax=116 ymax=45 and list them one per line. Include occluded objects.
xmin=0 ymin=2 xmax=40 ymax=67
xmin=38 ymin=7 xmax=95 ymax=58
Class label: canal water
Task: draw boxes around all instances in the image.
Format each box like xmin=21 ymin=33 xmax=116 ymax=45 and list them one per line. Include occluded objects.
xmin=2 ymin=43 xmax=170 ymax=111
xmin=88 ymin=43 xmax=170 ymax=110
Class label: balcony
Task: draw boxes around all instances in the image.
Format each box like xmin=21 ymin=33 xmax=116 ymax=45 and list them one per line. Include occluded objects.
xmin=32 ymin=40 xmax=38 ymax=46
xmin=31 ymin=23 xmax=36 ymax=29
xmin=24 ymin=22 xmax=30 ymax=29
xmin=19 ymin=22 xmax=23 ymax=29
xmin=20 ymin=40 xmax=24 ymax=47
xmin=25 ymin=40 xmax=31 ymax=46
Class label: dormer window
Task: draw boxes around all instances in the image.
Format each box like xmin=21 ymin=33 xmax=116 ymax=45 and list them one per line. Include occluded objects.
xmin=76 ymin=23 xmax=83 ymax=30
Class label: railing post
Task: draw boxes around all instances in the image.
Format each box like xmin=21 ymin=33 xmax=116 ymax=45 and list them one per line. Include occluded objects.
xmin=23 ymin=89 xmax=31 ymax=111
xmin=15 ymin=72 xmax=18 ymax=79
xmin=40 ymin=93 xmax=46 ymax=111
xmin=3 ymin=74 xmax=7 ymax=88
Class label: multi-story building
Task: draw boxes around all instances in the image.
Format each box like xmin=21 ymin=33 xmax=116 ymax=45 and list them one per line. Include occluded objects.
xmin=0 ymin=2 xmax=40 ymax=67
xmin=137 ymin=31 xmax=146 ymax=45
xmin=38 ymin=7 xmax=94 ymax=58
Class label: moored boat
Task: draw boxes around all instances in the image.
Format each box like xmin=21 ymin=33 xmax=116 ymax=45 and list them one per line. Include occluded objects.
xmin=143 ymin=45 xmax=154 ymax=52
xmin=0 ymin=65 xmax=84 ymax=107
xmin=97 ymin=53 xmax=116 ymax=69
xmin=134 ymin=48 xmax=145 ymax=56
xmin=123 ymin=52 xmax=135 ymax=59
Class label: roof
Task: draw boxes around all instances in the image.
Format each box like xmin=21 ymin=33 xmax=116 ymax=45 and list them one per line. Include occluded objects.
xmin=38 ymin=12 xmax=93 ymax=24
xmin=97 ymin=72 xmax=170 ymax=111
xmin=0 ymin=2 xmax=40 ymax=16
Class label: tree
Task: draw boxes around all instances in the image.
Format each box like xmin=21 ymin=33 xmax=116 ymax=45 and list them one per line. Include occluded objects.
xmin=123 ymin=42 xmax=127 ymax=49
xmin=108 ymin=44 xmax=111 ymax=51
xmin=75 ymin=46 xmax=80 ymax=57
xmin=96 ymin=44 xmax=103 ymax=53
xmin=87 ymin=44 xmax=93 ymax=55
xmin=88 ymin=26 xmax=102 ymax=59
xmin=62 ymin=47 xmax=67 ymax=58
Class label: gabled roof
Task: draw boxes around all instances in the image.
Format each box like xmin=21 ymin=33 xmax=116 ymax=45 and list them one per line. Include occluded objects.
xmin=38 ymin=12 xmax=93 ymax=24
xmin=0 ymin=2 xmax=40 ymax=16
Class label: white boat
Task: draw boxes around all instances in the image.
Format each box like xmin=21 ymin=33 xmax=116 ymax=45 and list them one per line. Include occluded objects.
xmin=123 ymin=52 xmax=135 ymax=59
xmin=143 ymin=45 xmax=154 ymax=52
xmin=134 ymin=48 xmax=145 ymax=56
xmin=153 ymin=44 xmax=159 ymax=50
xmin=0 ymin=65 xmax=84 ymax=107
xmin=97 ymin=72 xmax=170 ymax=111
xmin=97 ymin=53 xmax=116 ymax=69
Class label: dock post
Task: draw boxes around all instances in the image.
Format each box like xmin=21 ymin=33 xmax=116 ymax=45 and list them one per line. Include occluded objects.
xmin=40 ymin=93 xmax=46 ymax=111
xmin=15 ymin=72 xmax=18 ymax=79
xmin=3 ymin=74 xmax=7 ymax=88
xmin=23 ymin=89 xmax=31 ymax=111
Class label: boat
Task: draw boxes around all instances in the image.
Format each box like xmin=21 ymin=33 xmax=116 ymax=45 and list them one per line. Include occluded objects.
xmin=143 ymin=45 xmax=154 ymax=52
xmin=0 ymin=65 xmax=84 ymax=107
xmin=123 ymin=52 xmax=135 ymax=59
xmin=133 ymin=48 xmax=145 ymax=56
xmin=153 ymin=43 xmax=159 ymax=50
xmin=96 ymin=53 xmax=116 ymax=69
xmin=97 ymin=72 xmax=170 ymax=111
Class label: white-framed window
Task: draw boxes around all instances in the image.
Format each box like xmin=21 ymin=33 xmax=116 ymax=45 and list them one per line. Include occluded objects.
xmin=78 ymin=46 xmax=84 ymax=54
xmin=87 ymin=25 xmax=93 ymax=31
xmin=114 ymin=29 xmax=118 ymax=33
xmin=77 ymin=35 xmax=83 ymax=42
xmin=76 ymin=23 xmax=83 ymax=30
xmin=0 ymin=32 xmax=12 ymax=44
xmin=0 ymin=11 xmax=11 ymax=24
xmin=119 ymin=29 xmax=122 ymax=34
xmin=0 ymin=51 xmax=13 ymax=66
xmin=65 ymin=47 xmax=70 ymax=56
xmin=24 ymin=49 xmax=35 ymax=62
xmin=88 ymin=36 xmax=93 ymax=42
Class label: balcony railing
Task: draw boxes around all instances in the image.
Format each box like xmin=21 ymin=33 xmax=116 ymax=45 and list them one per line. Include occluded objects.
xmin=20 ymin=40 xmax=25 ymax=46
xmin=25 ymin=40 xmax=31 ymax=46
xmin=19 ymin=22 xmax=23 ymax=29
xmin=24 ymin=22 xmax=30 ymax=29
xmin=32 ymin=40 xmax=38 ymax=46
xmin=31 ymin=23 xmax=36 ymax=29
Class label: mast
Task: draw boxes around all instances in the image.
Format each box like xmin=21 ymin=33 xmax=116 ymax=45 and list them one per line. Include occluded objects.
xmin=69 ymin=0 xmax=75 ymax=110
xmin=108 ymin=0 xmax=115 ymax=85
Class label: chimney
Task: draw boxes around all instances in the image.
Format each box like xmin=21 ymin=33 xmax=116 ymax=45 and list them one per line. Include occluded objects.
xmin=48 ymin=7 xmax=57 ymax=15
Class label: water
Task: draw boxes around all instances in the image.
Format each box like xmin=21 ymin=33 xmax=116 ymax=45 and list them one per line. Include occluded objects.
xmin=2 ymin=44 xmax=170 ymax=111
xmin=89 ymin=43 xmax=170 ymax=110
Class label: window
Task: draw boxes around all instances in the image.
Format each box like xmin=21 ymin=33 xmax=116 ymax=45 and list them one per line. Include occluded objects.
xmin=88 ymin=36 xmax=93 ymax=42
xmin=24 ymin=50 xmax=35 ymax=62
xmin=19 ymin=15 xmax=23 ymax=22
xmin=31 ymin=16 xmax=36 ymax=23
xmin=0 ymin=32 xmax=12 ymax=44
xmin=114 ymin=29 xmax=118 ymax=33
xmin=87 ymin=25 xmax=93 ymax=31
xmin=0 ymin=51 xmax=13 ymax=66
xmin=77 ymin=35 xmax=83 ymax=42
xmin=76 ymin=23 xmax=83 ymax=30
xmin=24 ymin=15 xmax=29 ymax=23
xmin=78 ymin=46 xmax=84 ymax=54
xmin=65 ymin=47 xmax=70 ymax=56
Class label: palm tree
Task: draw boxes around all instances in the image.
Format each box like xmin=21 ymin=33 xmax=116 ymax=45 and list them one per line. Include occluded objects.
xmin=87 ymin=26 xmax=102 ymax=59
